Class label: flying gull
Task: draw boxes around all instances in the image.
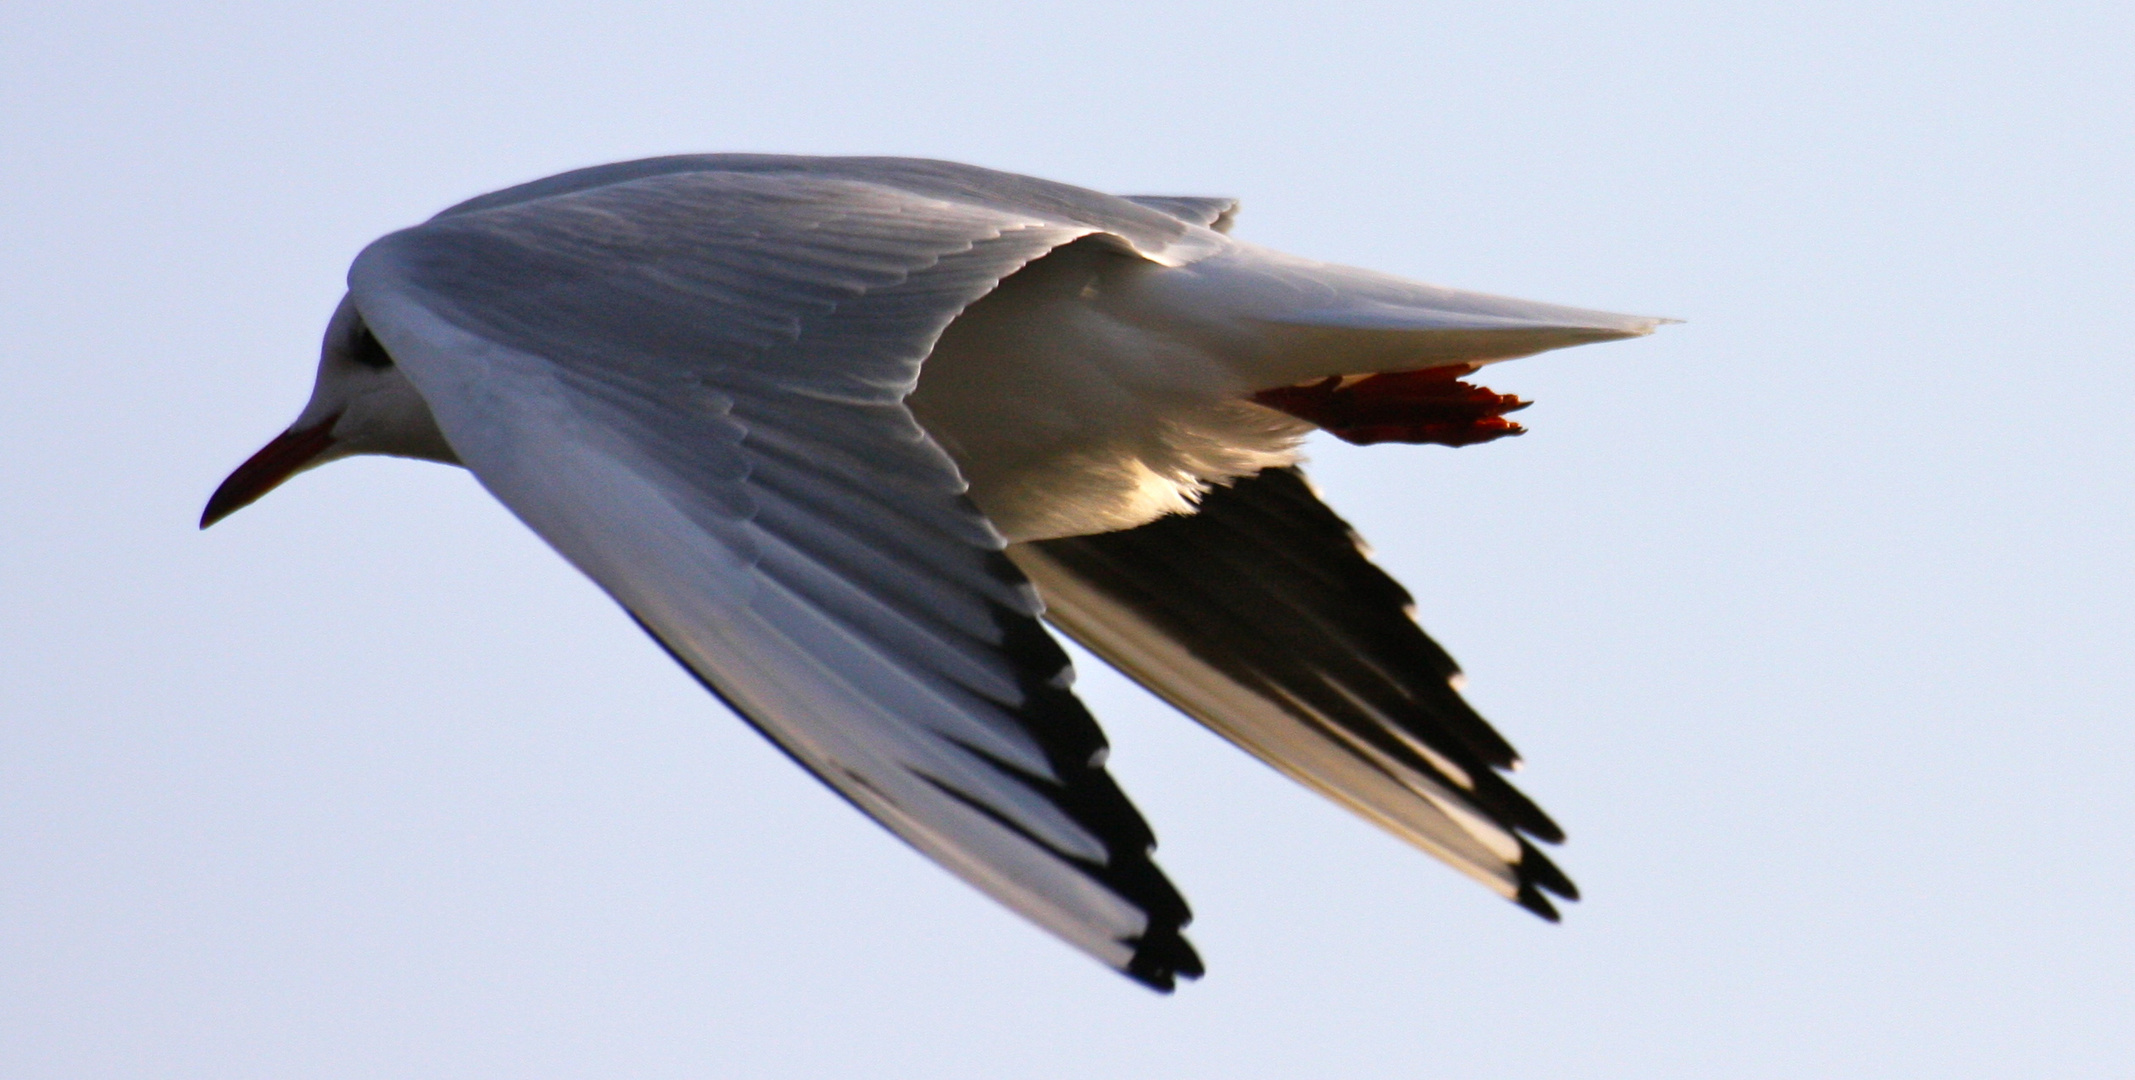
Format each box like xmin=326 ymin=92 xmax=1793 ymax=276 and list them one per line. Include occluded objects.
xmin=202 ymin=155 xmax=1666 ymax=990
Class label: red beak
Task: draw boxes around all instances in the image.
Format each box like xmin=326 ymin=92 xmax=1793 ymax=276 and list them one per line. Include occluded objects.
xmin=199 ymin=413 xmax=341 ymax=529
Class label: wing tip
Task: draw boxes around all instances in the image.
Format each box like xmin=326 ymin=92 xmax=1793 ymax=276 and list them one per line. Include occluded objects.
xmin=979 ymin=595 xmax=1211 ymax=991
xmin=1512 ymin=836 xmax=1580 ymax=923
xmin=1125 ymin=927 xmax=1206 ymax=992
xmin=1515 ymin=882 xmax=1563 ymax=922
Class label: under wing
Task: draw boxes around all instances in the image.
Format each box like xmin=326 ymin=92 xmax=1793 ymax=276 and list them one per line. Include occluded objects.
xmin=347 ymin=166 xmax=1207 ymax=988
xmin=1015 ymin=466 xmax=1577 ymax=917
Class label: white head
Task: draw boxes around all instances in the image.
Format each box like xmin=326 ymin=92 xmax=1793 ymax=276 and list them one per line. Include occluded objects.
xmin=200 ymin=294 xmax=457 ymax=528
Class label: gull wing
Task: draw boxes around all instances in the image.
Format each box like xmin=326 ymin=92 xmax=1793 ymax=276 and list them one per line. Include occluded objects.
xmin=1014 ymin=466 xmax=1577 ymax=918
xmin=346 ymin=167 xmax=1205 ymax=988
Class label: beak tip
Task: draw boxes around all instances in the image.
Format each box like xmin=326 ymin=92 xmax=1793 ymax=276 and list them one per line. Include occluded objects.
xmin=199 ymin=483 xmax=250 ymax=530
xmin=199 ymin=414 xmax=340 ymax=533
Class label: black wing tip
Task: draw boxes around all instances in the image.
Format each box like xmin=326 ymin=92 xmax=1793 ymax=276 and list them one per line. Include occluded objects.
xmin=1514 ymin=881 xmax=1563 ymax=922
xmin=1518 ymin=837 xmax=1579 ymax=900
xmin=1471 ymin=770 xmax=1567 ymax=845
xmin=1522 ymin=816 xmax=1568 ymax=846
xmin=1512 ymin=836 xmax=1580 ymax=922
xmin=1125 ymin=929 xmax=1205 ymax=993
xmin=968 ymin=597 xmax=1208 ymax=991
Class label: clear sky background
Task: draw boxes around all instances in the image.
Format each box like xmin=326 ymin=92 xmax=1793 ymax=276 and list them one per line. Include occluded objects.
xmin=4 ymin=2 xmax=2130 ymax=1077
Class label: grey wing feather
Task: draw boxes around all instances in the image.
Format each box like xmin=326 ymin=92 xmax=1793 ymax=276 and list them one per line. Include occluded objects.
xmin=347 ymin=167 xmax=1204 ymax=988
xmin=435 ymin=154 xmax=1227 ymax=258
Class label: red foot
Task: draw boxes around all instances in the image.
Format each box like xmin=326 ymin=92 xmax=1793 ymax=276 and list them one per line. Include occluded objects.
xmin=1251 ymin=365 xmax=1532 ymax=447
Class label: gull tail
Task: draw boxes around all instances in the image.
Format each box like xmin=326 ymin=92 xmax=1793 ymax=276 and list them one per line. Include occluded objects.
xmin=1123 ymin=240 xmax=1671 ymax=446
xmin=1132 ymin=239 xmax=1669 ymax=389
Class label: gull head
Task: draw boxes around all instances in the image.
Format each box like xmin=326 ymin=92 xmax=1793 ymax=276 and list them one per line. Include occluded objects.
xmin=200 ymin=295 xmax=457 ymax=528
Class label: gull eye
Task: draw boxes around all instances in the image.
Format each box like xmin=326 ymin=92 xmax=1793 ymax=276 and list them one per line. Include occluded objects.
xmin=350 ymin=326 xmax=394 ymax=369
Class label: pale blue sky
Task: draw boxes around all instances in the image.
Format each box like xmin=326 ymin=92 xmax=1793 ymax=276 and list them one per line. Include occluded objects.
xmin=4 ymin=2 xmax=2130 ymax=1076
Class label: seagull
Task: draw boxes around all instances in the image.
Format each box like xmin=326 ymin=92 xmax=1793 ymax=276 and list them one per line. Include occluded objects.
xmin=202 ymin=155 xmax=1665 ymax=991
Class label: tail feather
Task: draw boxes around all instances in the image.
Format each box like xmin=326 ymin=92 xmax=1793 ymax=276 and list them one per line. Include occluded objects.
xmin=1126 ymin=239 xmax=1669 ymax=389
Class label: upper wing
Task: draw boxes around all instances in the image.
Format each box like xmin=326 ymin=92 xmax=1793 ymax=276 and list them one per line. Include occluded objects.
xmin=1014 ymin=466 xmax=1577 ymax=918
xmin=347 ymin=168 xmax=1203 ymax=988
xmin=1120 ymin=195 xmax=1240 ymax=234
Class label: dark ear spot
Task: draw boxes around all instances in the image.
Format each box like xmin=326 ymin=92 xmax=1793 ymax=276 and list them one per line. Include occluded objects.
xmin=351 ymin=325 xmax=394 ymax=369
